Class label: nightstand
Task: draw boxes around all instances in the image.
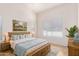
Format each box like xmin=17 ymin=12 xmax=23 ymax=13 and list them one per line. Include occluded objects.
xmin=0 ymin=42 xmax=11 ymax=51
xmin=68 ymin=39 xmax=79 ymax=56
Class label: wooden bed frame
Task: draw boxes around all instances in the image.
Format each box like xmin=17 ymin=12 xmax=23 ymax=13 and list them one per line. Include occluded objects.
xmin=7 ymin=32 xmax=50 ymax=56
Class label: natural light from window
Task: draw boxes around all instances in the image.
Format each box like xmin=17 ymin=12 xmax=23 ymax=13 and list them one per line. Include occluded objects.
xmin=43 ymin=31 xmax=63 ymax=37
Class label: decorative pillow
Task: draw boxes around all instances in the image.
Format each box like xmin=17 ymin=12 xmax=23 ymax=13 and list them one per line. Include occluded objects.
xmin=23 ymin=34 xmax=27 ymax=38
xmin=22 ymin=34 xmax=24 ymax=38
xmin=11 ymin=35 xmax=18 ymax=40
xmin=21 ymin=34 xmax=24 ymax=39
xmin=11 ymin=35 xmax=17 ymax=40
xmin=27 ymin=34 xmax=32 ymax=38
xmin=17 ymin=35 xmax=19 ymax=40
xmin=11 ymin=33 xmax=32 ymax=41
xmin=17 ymin=35 xmax=23 ymax=39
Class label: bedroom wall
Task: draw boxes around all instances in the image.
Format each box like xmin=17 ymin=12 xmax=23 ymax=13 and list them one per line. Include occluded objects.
xmin=37 ymin=4 xmax=78 ymax=46
xmin=0 ymin=4 xmax=36 ymax=35
xmin=77 ymin=4 xmax=79 ymax=30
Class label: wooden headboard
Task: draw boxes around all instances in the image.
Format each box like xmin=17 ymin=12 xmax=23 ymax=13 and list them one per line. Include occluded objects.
xmin=7 ymin=32 xmax=31 ymax=41
xmin=8 ymin=32 xmax=30 ymax=37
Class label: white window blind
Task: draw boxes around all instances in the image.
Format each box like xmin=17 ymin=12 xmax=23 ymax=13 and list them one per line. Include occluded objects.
xmin=43 ymin=18 xmax=63 ymax=37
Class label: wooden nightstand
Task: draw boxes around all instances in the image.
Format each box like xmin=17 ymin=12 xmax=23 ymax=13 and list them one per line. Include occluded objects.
xmin=68 ymin=39 xmax=79 ymax=56
xmin=0 ymin=42 xmax=11 ymax=51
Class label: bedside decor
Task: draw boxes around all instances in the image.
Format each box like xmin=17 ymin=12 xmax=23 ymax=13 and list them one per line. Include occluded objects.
xmin=68 ymin=39 xmax=79 ymax=56
xmin=66 ymin=25 xmax=79 ymax=44
xmin=74 ymin=31 xmax=79 ymax=44
xmin=66 ymin=25 xmax=78 ymax=39
xmin=0 ymin=42 xmax=10 ymax=51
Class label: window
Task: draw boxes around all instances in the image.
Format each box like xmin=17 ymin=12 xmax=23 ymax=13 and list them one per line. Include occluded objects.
xmin=43 ymin=31 xmax=63 ymax=37
xmin=43 ymin=17 xmax=63 ymax=37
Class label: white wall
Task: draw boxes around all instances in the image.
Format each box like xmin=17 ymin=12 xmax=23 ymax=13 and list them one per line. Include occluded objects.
xmin=0 ymin=3 xmax=78 ymax=46
xmin=78 ymin=4 xmax=79 ymax=28
xmin=0 ymin=4 xmax=36 ymax=35
xmin=37 ymin=4 xmax=78 ymax=46
xmin=0 ymin=16 xmax=2 ymax=41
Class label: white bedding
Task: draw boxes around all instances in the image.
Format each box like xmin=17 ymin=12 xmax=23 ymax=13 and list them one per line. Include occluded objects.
xmin=10 ymin=38 xmax=48 ymax=50
xmin=10 ymin=38 xmax=49 ymax=55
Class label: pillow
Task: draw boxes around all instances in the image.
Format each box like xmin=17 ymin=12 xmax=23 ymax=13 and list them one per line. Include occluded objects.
xmin=11 ymin=35 xmax=18 ymax=40
xmin=18 ymin=35 xmax=21 ymax=39
xmin=11 ymin=34 xmax=32 ymax=41
xmin=23 ymin=34 xmax=27 ymax=38
xmin=27 ymin=34 xmax=32 ymax=38
xmin=18 ymin=35 xmax=24 ymax=39
xmin=12 ymin=38 xmax=33 ymax=44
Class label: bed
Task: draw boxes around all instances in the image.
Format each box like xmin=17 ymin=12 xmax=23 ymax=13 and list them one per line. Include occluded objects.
xmin=7 ymin=32 xmax=50 ymax=56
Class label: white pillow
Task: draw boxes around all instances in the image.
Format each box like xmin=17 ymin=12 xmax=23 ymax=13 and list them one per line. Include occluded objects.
xmin=13 ymin=38 xmax=33 ymax=43
xmin=27 ymin=34 xmax=32 ymax=38
xmin=11 ymin=35 xmax=18 ymax=40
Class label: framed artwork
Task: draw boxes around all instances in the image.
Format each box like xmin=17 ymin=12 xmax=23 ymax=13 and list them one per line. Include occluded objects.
xmin=13 ymin=20 xmax=27 ymax=31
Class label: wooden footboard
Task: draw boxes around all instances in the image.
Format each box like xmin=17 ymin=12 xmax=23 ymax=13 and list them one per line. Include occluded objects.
xmin=27 ymin=43 xmax=50 ymax=56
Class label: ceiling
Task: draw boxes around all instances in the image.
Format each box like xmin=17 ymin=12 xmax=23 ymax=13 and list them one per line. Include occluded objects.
xmin=0 ymin=3 xmax=62 ymax=13
xmin=27 ymin=3 xmax=62 ymax=13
